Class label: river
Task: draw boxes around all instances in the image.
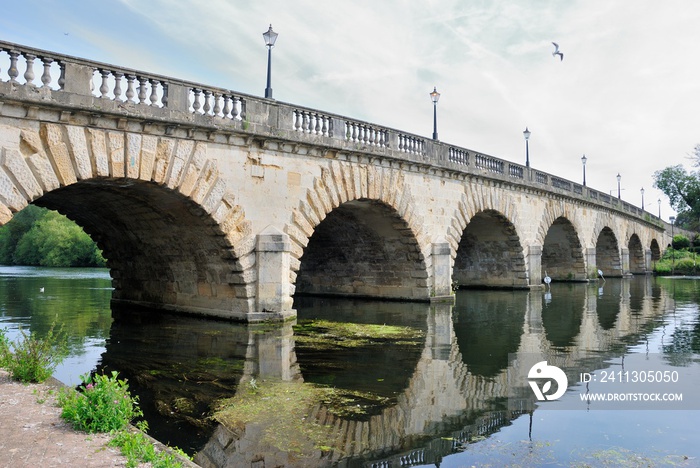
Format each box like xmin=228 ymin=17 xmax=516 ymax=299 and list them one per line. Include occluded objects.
xmin=1 ymin=265 xmax=699 ymax=466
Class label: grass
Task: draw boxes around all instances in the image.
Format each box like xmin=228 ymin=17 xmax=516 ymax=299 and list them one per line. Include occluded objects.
xmin=108 ymin=421 xmax=191 ymax=468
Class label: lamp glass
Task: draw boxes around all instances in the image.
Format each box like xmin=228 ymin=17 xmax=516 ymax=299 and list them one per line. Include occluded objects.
xmin=523 ymin=127 xmax=530 ymax=140
xmin=263 ymin=25 xmax=278 ymax=47
xmin=430 ymin=87 xmax=440 ymax=103
xmin=581 ymin=154 xmax=587 ymax=165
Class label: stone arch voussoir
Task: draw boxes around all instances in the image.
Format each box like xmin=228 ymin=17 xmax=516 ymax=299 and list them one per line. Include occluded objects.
xmin=0 ymin=122 xmax=256 ymax=313
xmin=286 ymin=160 xmax=431 ymax=298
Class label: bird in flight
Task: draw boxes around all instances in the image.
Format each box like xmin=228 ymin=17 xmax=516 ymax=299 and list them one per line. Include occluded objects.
xmin=552 ymin=42 xmax=563 ymax=61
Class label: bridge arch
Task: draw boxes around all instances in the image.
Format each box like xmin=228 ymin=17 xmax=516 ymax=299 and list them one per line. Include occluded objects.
xmin=453 ymin=209 xmax=527 ymax=288
xmin=627 ymin=233 xmax=646 ymax=274
xmin=0 ymin=123 xmax=256 ymax=319
xmin=595 ymin=226 xmax=622 ymax=277
xmin=540 ymin=216 xmax=586 ymax=282
xmin=287 ymin=161 xmax=430 ymax=300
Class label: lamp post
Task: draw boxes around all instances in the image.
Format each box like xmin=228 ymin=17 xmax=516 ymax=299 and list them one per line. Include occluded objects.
xmin=581 ymin=154 xmax=587 ymax=186
xmin=263 ymin=24 xmax=278 ymax=99
xmin=616 ymin=173 xmax=621 ymax=199
xmin=670 ymin=215 xmax=676 ymax=275
xmin=658 ymin=198 xmax=661 ymax=218
xmin=641 ymin=187 xmax=645 ymax=210
xmin=523 ymin=127 xmax=531 ymax=167
xmin=430 ymin=87 xmax=440 ymax=140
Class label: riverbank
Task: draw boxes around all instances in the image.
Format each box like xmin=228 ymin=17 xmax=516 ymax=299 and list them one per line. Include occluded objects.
xmin=0 ymin=369 xmax=199 ymax=467
xmin=0 ymin=370 xmax=132 ymax=467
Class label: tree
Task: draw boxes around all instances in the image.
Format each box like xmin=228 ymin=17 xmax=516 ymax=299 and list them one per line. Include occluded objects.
xmin=653 ymin=163 xmax=700 ymax=230
xmin=0 ymin=206 xmax=106 ymax=267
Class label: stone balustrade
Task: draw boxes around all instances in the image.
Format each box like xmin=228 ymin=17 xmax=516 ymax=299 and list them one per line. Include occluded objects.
xmin=0 ymin=39 xmax=660 ymax=226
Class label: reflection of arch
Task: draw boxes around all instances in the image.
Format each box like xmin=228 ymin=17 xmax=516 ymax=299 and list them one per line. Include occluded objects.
xmin=1 ymin=124 xmax=254 ymax=318
xmin=541 ymin=284 xmax=585 ymax=348
xmin=541 ymin=217 xmax=586 ymax=281
xmin=453 ymin=210 xmax=526 ymax=288
xmin=596 ymin=227 xmax=622 ymax=277
xmin=452 ymin=290 xmax=524 ymax=376
xmin=628 ymin=234 xmax=645 ymax=274
xmin=287 ymin=161 xmax=429 ymax=300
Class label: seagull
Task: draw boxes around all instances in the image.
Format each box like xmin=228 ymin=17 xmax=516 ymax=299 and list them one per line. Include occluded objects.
xmin=543 ymin=271 xmax=551 ymax=286
xmin=552 ymin=42 xmax=564 ymax=61
xmin=598 ymin=269 xmax=605 ymax=281
xmin=39 ymin=287 xmax=44 ymax=292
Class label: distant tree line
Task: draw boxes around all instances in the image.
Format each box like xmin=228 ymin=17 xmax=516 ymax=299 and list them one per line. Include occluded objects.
xmin=0 ymin=205 xmax=106 ymax=267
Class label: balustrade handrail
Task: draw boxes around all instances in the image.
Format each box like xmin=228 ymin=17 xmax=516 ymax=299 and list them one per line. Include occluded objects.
xmin=0 ymin=39 xmax=663 ymax=226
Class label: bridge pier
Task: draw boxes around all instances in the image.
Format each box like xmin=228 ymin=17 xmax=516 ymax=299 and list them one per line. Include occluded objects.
xmin=254 ymin=226 xmax=296 ymax=321
xmin=620 ymin=247 xmax=633 ymax=278
xmin=431 ymin=240 xmax=453 ymax=300
xmin=526 ymin=245 xmax=544 ymax=288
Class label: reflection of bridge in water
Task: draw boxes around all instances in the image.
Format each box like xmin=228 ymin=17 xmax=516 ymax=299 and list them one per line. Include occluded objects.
xmin=194 ymin=277 xmax=674 ymax=467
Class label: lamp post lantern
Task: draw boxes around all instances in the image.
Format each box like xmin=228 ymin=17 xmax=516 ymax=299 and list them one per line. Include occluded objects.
xmin=658 ymin=198 xmax=661 ymax=218
xmin=523 ymin=127 xmax=531 ymax=167
xmin=581 ymin=154 xmax=587 ymax=186
xmin=641 ymin=187 xmax=645 ymax=210
xmin=430 ymin=87 xmax=440 ymax=140
xmin=616 ymin=173 xmax=621 ymax=199
xmin=263 ymin=24 xmax=278 ymax=99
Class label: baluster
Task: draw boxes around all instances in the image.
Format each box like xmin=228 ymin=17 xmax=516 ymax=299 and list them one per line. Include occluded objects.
xmin=191 ymin=88 xmax=202 ymax=113
xmin=7 ymin=50 xmax=19 ymax=83
xmin=294 ymin=110 xmax=301 ymax=130
xmin=314 ymin=114 xmax=321 ymax=134
xmin=161 ymin=83 xmax=168 ymax=107
xmin=202 ymin=90 xmax=211 ymax=114
xmin=321 ymin=116 xmax=328 ymax=136
xmin=113 ymin=72 xmax=123 ymax=101
xmin=213 ymin=93 xmax=221 ymax=116
xmin=57 ymin=61 xmax=66 ymax=89
xmin=137 ymin=77 xmax=148 ymax=104
xmin=125 ymin=75 xmax=136 ymax=102
xmin=23 ymin=54 xmax=36 ymax=86
xmin=222 ymin=95 xmax=232 ymax=119
xmin=304 ymin=112 xmax=312 ymax=132
xmin=40 ymin=57 xmax=53 ymax=88
xmin=98 ymin=69 xmax=110 ymax=98
xmin=149 ymin=79 xmax=159 ymax=106
xmin=233 ymin=97 xmax=242 ymax=120
xmin=399 ymin=135 xmax=405 ymax=152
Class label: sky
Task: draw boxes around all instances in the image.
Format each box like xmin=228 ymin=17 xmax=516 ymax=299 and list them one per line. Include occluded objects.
xmin=2 ymin=0 xmax=699 ymax=221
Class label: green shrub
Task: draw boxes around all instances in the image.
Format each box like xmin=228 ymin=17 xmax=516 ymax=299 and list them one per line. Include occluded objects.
xmin=672 ymin=235 xmax=691 ymax=250
xmin=58 ymin=371 xmax=142 ymax=433
xmin=1 ymin=322 xmax=69 ymax=383
xmin=0 ymin=328 xmax=10 ymax=368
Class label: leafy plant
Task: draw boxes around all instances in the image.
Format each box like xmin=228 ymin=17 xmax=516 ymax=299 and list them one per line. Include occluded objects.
xmin=109 ymin=421 xmax=189 ymax=468
xmin=58 ymin=371 xmax=142 ymax=433
xmin=1 ymin=322 xmax=69 ymax=383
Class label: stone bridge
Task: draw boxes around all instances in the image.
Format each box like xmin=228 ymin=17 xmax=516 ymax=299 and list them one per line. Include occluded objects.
xmin=0 ymin=40 xmax=670 ymax=321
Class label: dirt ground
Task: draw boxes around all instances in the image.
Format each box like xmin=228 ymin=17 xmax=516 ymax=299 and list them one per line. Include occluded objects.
xmin=0 ymin=369 xmax=136 ymax=467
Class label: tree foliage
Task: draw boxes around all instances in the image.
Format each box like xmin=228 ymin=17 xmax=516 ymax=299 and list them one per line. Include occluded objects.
xmin=0 ymin=205 xmax=106 ymax=267
xmin=653 ymin=146 xmax=700 ymax=230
